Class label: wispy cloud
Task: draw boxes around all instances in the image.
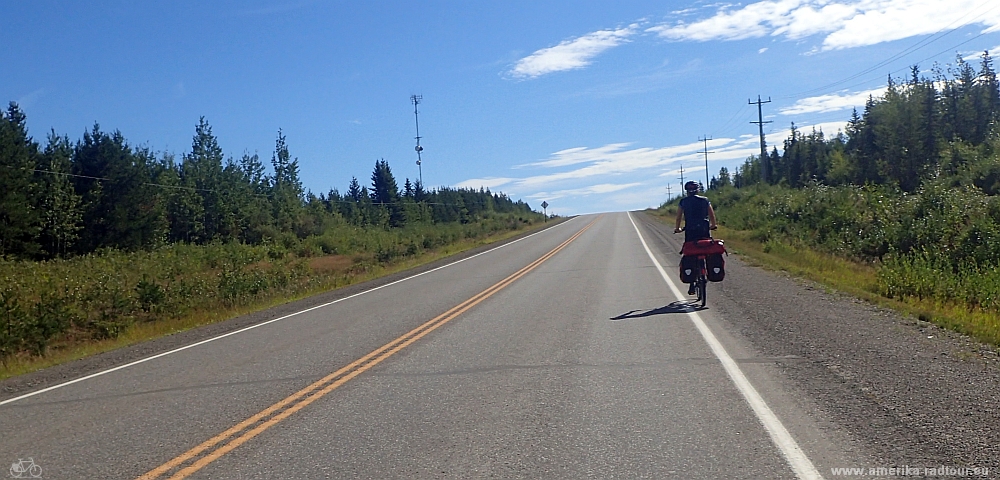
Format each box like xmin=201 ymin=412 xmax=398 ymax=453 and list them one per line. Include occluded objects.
xmin=649 ymin=0 xmax=1000 ymax=51
xmin=963 ymin=45 xmax=1000 ymax=61
xmin=508 ymin=25 xmax=638 ymax=79
xmin=454 ymin=177 xmax=515 ymax=190
xmin=16 ymin=88 xmax=45 ymax=109
xmin=456 ymin=120 xmax=840 ymax=214
xmin=780 ymin=87 xmax=886 ymax=115
xmin=526 ymin=182 xmax=643 ymax=201
xmin=460 ymin=138 xmax=748 ymax=194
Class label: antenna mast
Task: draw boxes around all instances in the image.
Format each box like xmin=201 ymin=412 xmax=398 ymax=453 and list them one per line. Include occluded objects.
xmin=411 ymin=94 xmax=424 ymax=186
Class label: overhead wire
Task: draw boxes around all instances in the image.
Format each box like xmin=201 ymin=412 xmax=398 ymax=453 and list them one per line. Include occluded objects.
xmin=783 ymin=0 xmax=1000 ymax=100
xmin=0 ymin=164 xmax=482 ymax=207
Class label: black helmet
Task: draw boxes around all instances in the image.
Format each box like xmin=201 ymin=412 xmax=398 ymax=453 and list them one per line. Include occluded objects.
xmin=684 ymin=181 xmax=700 ymax=194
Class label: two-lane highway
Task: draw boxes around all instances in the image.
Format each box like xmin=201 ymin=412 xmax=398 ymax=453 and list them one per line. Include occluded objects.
xmin=0 ymin=213 xmax=869 ymax=478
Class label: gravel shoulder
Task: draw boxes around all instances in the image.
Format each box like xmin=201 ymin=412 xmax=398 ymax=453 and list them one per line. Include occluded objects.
xmin=0 ymin=219 xmax=569 ymax=403
xmin=637 ymin=211 xmax=1000 ymax=474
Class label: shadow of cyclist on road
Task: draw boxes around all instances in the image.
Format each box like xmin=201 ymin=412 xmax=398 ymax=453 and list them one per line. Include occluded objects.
xmin=610 ymin=301 xmax=703 ymax=321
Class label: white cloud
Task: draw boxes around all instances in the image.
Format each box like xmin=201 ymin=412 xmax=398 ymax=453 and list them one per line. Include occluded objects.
xmin=808 ymin=121 xmax=850 ymax=136
xmin=963 ymin=45 xmax=1000 ymax=61
xmin=519 ymin=141 xmax=705 ymax=169
xmin=780 ymin=87 xmax=886 ymax=115
xmin=454 ymin=177 xmax=515 ymax=190
xmin=527 ymin=182 xmax=644 ymax=201
xmin=759 ymin=47 xmax=769 ymax=53
xmin=650 ymin=0 xmax=1000 ymax=51
xmin=454 ymin=120 xmax=843 ymax=214
xmin=509 ymin=25 xmax=637 ymax=78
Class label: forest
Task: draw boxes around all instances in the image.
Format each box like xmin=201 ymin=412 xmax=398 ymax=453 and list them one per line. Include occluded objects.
xmin=0 ymin=110 xmax=536 ymax=259
xmin=695 ymin=52 xmax=1000 ymax=342
xmin=0 ymin=107 xmax=542 ymax=367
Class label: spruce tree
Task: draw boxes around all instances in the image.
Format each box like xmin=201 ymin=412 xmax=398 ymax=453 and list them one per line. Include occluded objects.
xmin=36 ymin=131 xmax=82 ymax=256
xmin=0 ymin=103 xmax=41 ymax=257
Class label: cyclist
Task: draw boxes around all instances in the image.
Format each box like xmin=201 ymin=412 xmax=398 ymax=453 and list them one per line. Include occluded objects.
xmin=674 ymin=181 xmax=717 ymax=294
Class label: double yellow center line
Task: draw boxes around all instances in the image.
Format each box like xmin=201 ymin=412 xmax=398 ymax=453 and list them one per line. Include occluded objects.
xmin=139 ymin=217 xmax=598 ymax=479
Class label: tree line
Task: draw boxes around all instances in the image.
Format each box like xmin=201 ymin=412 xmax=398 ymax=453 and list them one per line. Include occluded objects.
xmin=0 ymin=108 xmax=535 ymax=259
xmin=713 ymin=52 xmax=1000 ymax=192
xmin=692 ymin=52 xmax=1000 ymax=337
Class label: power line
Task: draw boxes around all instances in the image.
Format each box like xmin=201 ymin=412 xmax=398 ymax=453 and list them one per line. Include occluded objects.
xmin=784 ymin=0 xmax=1000 ymax=99
xmin=0 ymin=164 xmax=485 ymax=207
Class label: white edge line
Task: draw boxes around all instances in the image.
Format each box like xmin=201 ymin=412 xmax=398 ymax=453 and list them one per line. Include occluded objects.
xmin=626 ymin=212 xmax=824 ymax=480
xmin=0 ymin=218 xmax=579 ymax=407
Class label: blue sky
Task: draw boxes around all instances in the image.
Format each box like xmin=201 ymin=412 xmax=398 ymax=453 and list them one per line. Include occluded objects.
xmin=5 ymin=1 xmax=1000 ymax=215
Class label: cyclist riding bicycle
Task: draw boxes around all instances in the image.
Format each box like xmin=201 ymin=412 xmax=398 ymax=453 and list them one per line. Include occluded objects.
xmin=674 ymin=181 xmax=717 ymax=295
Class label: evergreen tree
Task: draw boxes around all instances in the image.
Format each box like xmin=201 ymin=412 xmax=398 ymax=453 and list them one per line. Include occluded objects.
xmin=403 ymin=178 xmax=413 ymax=198
xmin=72 ymin=125 xmax=165 ymax=251
xmin=36 ymin=131 xmax=82 ymax=256
xmin=237 ymin=152 xmax=273 ymax=243
xmin=270 ymin=130 xmax=304 ymax=232
xmin=714 ymin=167 xmax=732 ymax=189
xmin=0 ymin=103 xmax=41 ymax=257
xmin=370 ymin=159 xmax=404 ymax=227
xmin=183 ymin=117 xmax=227 ymax=240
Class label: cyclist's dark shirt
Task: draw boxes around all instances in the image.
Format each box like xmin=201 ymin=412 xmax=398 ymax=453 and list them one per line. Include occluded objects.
xmin=679 ymin=194 xmax=711 ymax=242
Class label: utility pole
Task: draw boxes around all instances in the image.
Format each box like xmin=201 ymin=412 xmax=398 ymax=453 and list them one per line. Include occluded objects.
xmin=411 ymin=94 xmax=424 ymax=186
xmin=749 ymin=95 xmax=772 ymax=183
xmin=666 ymin=184 xmax=672 ymax=201
xmin=698 ymin=135 xmax=714 ymax=190
xmin=678 ymin=164 xmax=685 ymax=192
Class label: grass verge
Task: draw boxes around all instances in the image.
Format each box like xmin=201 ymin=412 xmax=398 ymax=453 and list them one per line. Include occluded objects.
xmin=646 ymin=209 xmax=1000 ymax=348
xmin=0 ymin=220 xmax=560 ymax=381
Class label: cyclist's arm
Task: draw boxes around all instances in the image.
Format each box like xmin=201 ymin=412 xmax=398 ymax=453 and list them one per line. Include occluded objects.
xmin=708 ymin=203 xmax=717 ymax=229
xmin=674 ymin=205 xmax=684 ymax=232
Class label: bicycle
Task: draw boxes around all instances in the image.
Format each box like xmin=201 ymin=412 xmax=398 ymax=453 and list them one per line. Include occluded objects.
xmin=10 ymin=458 xmax=42 ymax=478
xmin=674 ymin=226 xmax=725 ymax=309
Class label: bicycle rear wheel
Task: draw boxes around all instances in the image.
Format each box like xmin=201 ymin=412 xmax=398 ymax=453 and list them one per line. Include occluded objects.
xmin=698 ymin=276 xmax=707 ymax=307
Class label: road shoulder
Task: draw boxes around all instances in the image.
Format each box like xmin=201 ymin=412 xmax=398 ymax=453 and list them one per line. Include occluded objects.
xmin=635 ymin=211 xmax=1000 ymax=474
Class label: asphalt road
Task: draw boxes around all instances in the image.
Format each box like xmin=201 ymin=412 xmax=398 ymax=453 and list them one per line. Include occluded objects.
xmin=1 ymin=212 xmax=997 ymax=479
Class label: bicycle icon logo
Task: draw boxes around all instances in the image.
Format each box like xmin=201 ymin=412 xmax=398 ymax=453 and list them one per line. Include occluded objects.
xmin=9 ymin=458 xmax=41 ymax=478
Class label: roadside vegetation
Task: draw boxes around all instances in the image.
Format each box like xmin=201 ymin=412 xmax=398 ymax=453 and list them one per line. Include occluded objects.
xmin=656 ymin=53 xmax=1000 ymax=347
xmin=0 ymin=105 xmax=545 ymax=377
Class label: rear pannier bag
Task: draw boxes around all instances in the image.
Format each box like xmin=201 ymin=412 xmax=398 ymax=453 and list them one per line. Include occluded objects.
xmin=679 ymin=255 xmax=700 ymax=284
xmin=706 ymin=253 xmax=725 ymax=282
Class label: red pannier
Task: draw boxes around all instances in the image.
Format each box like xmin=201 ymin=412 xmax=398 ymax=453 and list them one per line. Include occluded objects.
xmin=681 ymin=238 xmax=726 ymax=256
xmin=680 ymin=239 xmax=727 ymax=283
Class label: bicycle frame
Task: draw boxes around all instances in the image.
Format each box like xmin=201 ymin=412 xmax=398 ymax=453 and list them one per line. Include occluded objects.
xmin=676 ymin=227 xmax=722 ymax=309
xmin=690 ymin=254 xmax=708 ymax=308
